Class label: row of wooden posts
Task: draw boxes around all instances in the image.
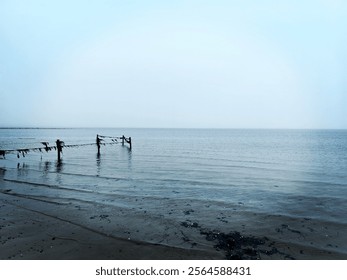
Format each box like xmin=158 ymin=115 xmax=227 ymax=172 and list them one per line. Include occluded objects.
xmin=96 ymin=134 xmax=132 ymax=153
xmin=55 ymin=134 xmax=132 ymax=161
xmin=0 ymin=134 xmax=132 ymax=161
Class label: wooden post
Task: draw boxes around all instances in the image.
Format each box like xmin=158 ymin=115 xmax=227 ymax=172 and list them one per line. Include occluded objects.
xmin=122 ymin=135 xmax=125 ymax=146
xmin=129 ymin=137 xmax=132 ymax=150
xmin=96 ymin=134 xmax=101 ymax=154
xmin=56 ymin=139 xmax=63 ymax=161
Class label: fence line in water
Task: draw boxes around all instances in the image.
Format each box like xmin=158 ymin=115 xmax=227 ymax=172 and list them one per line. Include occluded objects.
xmin=0 ymin=134 xmax=132 ymax=161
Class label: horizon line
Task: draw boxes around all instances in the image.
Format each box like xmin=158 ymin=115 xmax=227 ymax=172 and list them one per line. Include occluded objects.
xmin=0 ymin=126 xmax=346 ymax=130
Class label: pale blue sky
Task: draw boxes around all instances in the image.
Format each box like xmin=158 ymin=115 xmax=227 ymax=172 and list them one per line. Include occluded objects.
xmin=1 ymin=0 xmax=346 ymax=128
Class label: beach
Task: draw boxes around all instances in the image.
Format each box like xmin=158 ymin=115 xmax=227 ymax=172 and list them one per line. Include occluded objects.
xmin=0 ymin=180 xmax=221 ymax=260
xmin=1 ymin=177 xmax=346 ymax=260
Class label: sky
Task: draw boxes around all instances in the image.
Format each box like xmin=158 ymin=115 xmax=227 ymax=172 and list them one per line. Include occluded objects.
xmin=0 ymin=0 xmax=346 ymax=128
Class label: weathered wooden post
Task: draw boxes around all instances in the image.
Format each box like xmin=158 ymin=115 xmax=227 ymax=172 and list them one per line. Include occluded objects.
xmin=96 ymin=134 xmax=101 ymax=154
xmin=129 ymin=137 xmax=132 ymax=150
xmin=122 ymin=135 xmax=125 ymax=146
xmin=56 ymin=139 xmax=63 ymax=161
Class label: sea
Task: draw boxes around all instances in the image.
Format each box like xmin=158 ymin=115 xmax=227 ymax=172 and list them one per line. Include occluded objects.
xmin=1 ymin=128 xmax=347 ymax=256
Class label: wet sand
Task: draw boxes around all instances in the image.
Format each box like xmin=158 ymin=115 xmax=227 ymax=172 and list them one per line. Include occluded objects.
xmin=0 ymin=199 xmax=222 ymax=260
xmin=1 ymin=177 xmax=346 ymax=260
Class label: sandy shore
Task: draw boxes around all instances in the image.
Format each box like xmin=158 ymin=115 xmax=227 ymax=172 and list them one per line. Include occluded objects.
xmin=0 ymin=193 xmax=223 ymax=260
xmin=1 ymin=176 xmax=346 ymax=260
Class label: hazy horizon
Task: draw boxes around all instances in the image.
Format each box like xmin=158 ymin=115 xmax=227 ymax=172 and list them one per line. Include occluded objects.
xmin=1 ymin=1 xmax=346 ymax=129
xmin=1 ymin=126 xmax=347 ymax=131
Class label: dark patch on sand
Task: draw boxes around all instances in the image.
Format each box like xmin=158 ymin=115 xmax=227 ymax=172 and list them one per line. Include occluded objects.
xmin=89 ymin=214 xmax=111 ymax=223
xmin=180 ymin=221 xmax=200 ymax=228
xmin=179 ymin=220 xmax=295 ymax=259
xmin=200 ymin=229 xmax=294 ymax=259
xmin=183 ymin=209 xmax=195 ymax=215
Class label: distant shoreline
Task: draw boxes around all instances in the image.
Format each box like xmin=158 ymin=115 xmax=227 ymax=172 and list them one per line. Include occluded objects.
xmin=1 ymin=127 xmax=346 ymax=130
xmin=0 ymin=127 xmax=73 ymax=130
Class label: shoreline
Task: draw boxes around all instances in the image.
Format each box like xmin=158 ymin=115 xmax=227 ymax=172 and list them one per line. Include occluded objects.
xmin=0 ymin=195 xmax=222 ymax=260
xmin=1 ymin=176 xmax=347 ymax=260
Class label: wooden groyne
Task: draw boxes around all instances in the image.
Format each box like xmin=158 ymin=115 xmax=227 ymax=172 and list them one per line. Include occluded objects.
xmin=0 ymin=134 xmax=132 ymax=161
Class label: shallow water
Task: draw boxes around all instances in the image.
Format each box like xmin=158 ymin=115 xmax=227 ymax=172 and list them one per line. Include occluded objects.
xmin=1 ymin=128 xmax=347 ymax=255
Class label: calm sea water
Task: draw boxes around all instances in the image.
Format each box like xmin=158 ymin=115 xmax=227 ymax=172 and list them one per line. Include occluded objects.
xmin=1 ymin=128 xmax=347 ymax=229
